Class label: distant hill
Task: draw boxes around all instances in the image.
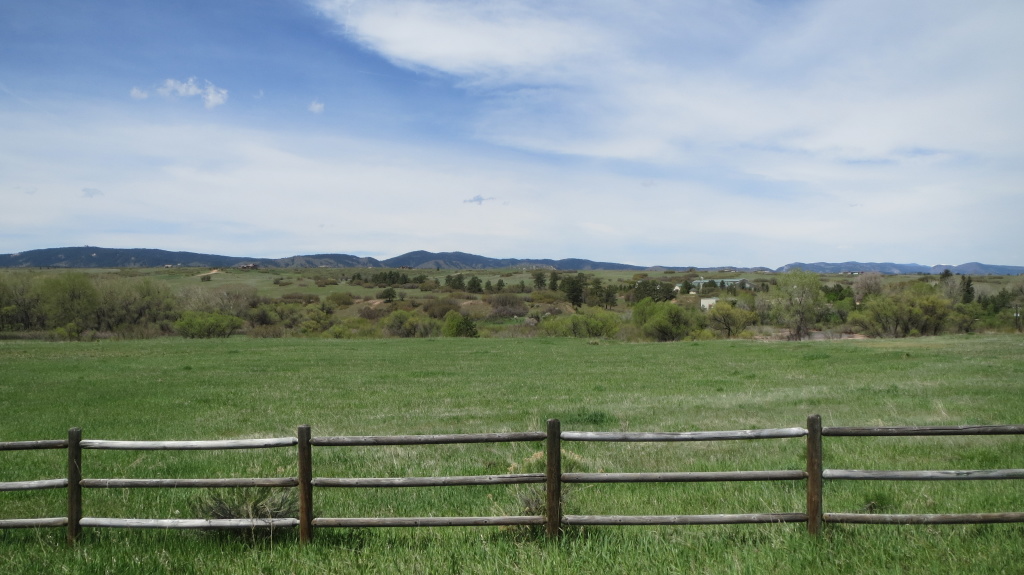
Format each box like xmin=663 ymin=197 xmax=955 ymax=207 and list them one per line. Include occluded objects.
xmin=777 ymin=261 xmax=1024 ymax=275
xmin=380 ymin=251 xmax=646 ymax=271
xmin=0 ymin=247 xmax=382 ymax=269
xmin=1 ymin=247 xmax=1021 ymax=275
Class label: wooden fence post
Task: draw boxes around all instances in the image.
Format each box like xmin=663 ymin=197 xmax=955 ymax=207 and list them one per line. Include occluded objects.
xmin=545 ymin=419 xmax=562 ymax=539
xmin=806 ymin=414 xmax=823 ymax=536
xmin=297 ymin=425 xmax=313 ymax=544
xmin=67 ymin=427 xmax=82 ymax=545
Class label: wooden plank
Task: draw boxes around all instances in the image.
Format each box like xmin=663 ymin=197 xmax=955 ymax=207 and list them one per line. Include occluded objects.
xmin=312 ymin=516 xmax=544 ymax=528
xmin=312 ymin=473 xmax=544 ymax=488
xmin=0 ymin=440 xmax=68 ymax=451
xmin=563 ymin=513 xmax=808 ymax=525
xmin=561 ymin=428 xmax=807 ymax=442
xmin=546 ymin=418 xmax=562 ymax=539
xmin=0 ymin=478 xmax=68 ymax=492
xmin=824 ymin=512 xmax=1024 ymax=525
xmin=822 ymin=425 xmax=1024 ymax=437
xmin=823 ymin=469 xmax=1024 ymax=481
xmin=297 ymin=425 xmax=313 ymax=544
xmin=562 ymin=471 xmax=805 ymax=484
xmin=79 ymin=517 xmax=300 ymax=529
xmin=0 ymin=517 xmax=69 ymax=529
xmin=80 ymin=478 xmax=298 ymax=488
xmin=67 ymin=427 xmax=82 ymax=544
xmin=310 ymin=432 xmax=546 ymax=446
xmin=80 ymin=438 xmax=297 ymax=450
xmin=806 ymin=414 xmax=823 ymax=536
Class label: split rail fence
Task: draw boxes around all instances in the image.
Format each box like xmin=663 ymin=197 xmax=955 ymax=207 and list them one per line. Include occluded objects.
xmin=2 ymin=415 xmax=1023 ymax=545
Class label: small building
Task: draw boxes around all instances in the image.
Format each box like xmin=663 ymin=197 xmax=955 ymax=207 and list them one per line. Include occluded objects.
xmin=700 ymin=297 xmax=719 ymax=310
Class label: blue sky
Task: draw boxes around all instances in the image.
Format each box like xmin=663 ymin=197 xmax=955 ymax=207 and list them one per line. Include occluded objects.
xmin=2 ymin=0 xmax=1022 ymax=268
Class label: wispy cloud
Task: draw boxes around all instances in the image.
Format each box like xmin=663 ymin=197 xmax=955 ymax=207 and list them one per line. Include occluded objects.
xmin=463 ymin=195 xmax=495 ymax=205
xmin=129 ymin=87 xmax=149 ymax=100
xmin=156 ymin=77 xmax=228 ymax=109
xmin=81 ymin=188 xmax=103 ymax=198
xmin=308 ymin=99 xmax=325 ymax=113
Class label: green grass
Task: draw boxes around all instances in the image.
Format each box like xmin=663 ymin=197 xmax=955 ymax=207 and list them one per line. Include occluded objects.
xmin=1 ymin=335 xmax=1023 ymax=573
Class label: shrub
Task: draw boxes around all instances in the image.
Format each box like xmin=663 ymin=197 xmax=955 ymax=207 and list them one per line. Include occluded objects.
xmin=323 ymin=317 xmax=379 ymax=339
xmin=382 ymin=310 xmax=441 ymax=338
xmin=422 ymin=297 xmax=461 ymax=319
xmin=249 ymin=324 xmax=285 ymax=338
xmin=191 ymin=487 xmax=297 ymax=541
xmin=377 ymin=287 xmax=397 ymax=303
xmin=280 ymin=293 xmax=320 ymax=305
xmin=485 ymin=293 xmax=529 ymax=318
xmin=540 ymin=307 xmax=620 ymax=338
xmin=358 ymin=305 xmax=391 ymax=320
xmin=326 ymin=292 xmax=354 ymax=308
xmin=174 ymin=311 xmax=243 ymax=338
xmin=442 ymin=310 xmax=478 ymax=337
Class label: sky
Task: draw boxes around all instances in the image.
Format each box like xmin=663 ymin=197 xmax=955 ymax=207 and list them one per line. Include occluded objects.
xmin=2 ymin=0 xmax=1022 ymax=268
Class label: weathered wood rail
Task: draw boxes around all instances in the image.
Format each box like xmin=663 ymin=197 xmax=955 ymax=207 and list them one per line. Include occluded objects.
xmin=1 ymin=415 xmax=1021 ymax=544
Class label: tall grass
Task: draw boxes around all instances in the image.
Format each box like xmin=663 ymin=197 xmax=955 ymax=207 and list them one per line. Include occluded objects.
xmin=1 ymin=335 xmax=1022 ymax=573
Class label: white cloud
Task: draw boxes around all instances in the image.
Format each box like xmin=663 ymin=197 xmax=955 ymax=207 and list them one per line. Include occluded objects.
xmin=156 ymin=77 xmax=228 ymax=109
xmin=81 ymin=187 xmax=103 ymax=198
xmin=129 ymin=87 xmax=148 ymax=99
xmin=312 ymin=0 xmax=1024 ymax=167
xmin=311 ymin=0 xmax=605 ymax=85
xmin=308 ymin=99 xmax=325 ymax=113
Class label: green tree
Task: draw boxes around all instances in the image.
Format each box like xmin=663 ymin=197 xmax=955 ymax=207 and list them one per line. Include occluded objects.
xmin=377 ymin=287 xmax=397 ymax=303
xmin=532 ymin=272 xmax=547 ymax=290
xmin=632 ymin=279 xmax=675 ymax=303
xmin=707 ymin=302 xmax=756 ymax=338
xmin=548 ymin=272 xmax=560 ymax=292
xmin=561 ymin=273 xmax=586 ymax=308
xmin=467 ymin=276 xmax=483 ymax=293
xmin=772 ymin=270 xmax=826 ymax=340
xmin=960 ymin=276 xmax=975 ymax=304
xmin=38 ymin=272 xmax=100 ymax=330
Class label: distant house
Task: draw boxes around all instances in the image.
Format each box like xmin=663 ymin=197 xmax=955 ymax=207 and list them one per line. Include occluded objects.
xmin=688 ymin=278 xmax=747 ymax=291
xmin=700 ymin=297 xmax=719 ymax=310
xmin=239 ymin=263 xmax=259 ymax=270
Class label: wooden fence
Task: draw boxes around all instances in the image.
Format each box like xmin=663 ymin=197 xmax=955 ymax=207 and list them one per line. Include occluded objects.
xmin=2 ymin=415 xmax=1022 ymax=545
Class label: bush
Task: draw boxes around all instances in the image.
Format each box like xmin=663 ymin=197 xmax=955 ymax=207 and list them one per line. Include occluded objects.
xmin=358 ymin=305 xmax=391 ymax=320
xmin=422 ymin=297 xmax=461 ymax=319
xmin=377 ymin=287 xmax=397 ymax=303
xmin=280 ymin=293 xmax=320 ymax=305
xmin=382 ymin=310 xmax=441 ymax=338
xmin=485 ymin=293 xmax=529 ymax=318
xmin=249 ymin=324 xmax=285 ymax=338
xmin=174 ymin=311 xmax=243 ymax=338
xmin=190 ymin=488 xmax=297 ymax=541
xmin=540 ymin=307 xmax=620 ymax=338
xmin=326 ymin=292 xmax=354 ymax=308
xmin=442 ymin=310 xmax=478 ymax=337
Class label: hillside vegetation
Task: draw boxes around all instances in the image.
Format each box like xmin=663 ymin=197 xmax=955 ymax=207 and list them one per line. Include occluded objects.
xmin=1 ymin=266 xmax=1022 ymax=342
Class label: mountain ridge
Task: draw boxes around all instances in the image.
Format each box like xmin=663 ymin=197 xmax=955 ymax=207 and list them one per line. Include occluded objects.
xmin=1 ymin=247 xmax=1022 ymax=275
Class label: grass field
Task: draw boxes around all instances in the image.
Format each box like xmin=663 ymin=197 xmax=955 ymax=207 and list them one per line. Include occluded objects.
xmin=2 ymin=335 xmax=1023 ymax=573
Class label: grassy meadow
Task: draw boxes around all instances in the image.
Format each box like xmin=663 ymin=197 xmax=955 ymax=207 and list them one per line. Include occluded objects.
xmin=1 ymin=335 xmax=1023 ymax=573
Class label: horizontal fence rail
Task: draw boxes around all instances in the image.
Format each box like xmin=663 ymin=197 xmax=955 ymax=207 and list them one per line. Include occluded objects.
xmin=557 ymin=422 xmax=808 ymax=528
xmin=1 ymin=416 xmax=1022 ymax=546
